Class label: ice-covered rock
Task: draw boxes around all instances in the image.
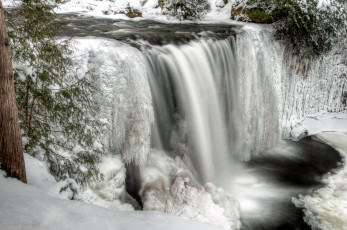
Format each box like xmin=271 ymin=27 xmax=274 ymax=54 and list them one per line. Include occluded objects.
xmin=82 ymin=155 xmax=136 ymax=211
xmin=140 ymin=149 xmax=241 ymax=230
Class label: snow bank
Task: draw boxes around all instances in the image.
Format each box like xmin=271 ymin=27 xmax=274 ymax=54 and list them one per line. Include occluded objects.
xmin=292 ymin=132 xmax=347 ymax=230
xmin=24 ymin=153 xmax=81 ymax=200
xmin=0 ymin=171 xmax=223 ymax=230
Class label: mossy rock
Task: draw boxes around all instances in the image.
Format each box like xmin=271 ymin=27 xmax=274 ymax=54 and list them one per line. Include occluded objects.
xmin=231 ymin=3 xmax=287 ymax=24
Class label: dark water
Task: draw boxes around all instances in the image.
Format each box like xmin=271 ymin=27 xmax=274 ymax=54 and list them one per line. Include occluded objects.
xmin=241 ymin=137 xmax=342 ymax=230
xmin=56 ymin=14 xmax=238 ymax=47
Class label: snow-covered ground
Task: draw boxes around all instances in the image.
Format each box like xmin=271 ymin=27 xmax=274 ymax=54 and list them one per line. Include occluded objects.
xmin=0 ymin=169 xmax=222 ymax=230
xmin=2 ymin=0 xmax=237 ymax=22
xmin=293 ymin=132 xmax=347 ymax=230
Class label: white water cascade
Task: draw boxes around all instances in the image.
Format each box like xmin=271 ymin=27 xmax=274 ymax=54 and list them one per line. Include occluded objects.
xmin=146 ymin=30 xmax=284 ymax=186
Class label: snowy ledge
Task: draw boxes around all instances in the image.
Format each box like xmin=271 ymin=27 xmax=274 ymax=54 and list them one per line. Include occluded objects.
xmin=287 ymin=111 xmax=347 ymax=140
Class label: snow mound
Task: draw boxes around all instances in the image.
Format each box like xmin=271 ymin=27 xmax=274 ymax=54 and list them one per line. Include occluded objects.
xmin=293 ymin=132 xmax=347 ymax=230
xmin=24 ymin=153 xmax=81 ymax=200
xmin=0 ymin=172 xmax=223 ymax=230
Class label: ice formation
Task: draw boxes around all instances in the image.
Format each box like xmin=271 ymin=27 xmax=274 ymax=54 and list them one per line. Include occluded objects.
xmin=235 ymin=29 xmax=283 ymax=158
xmin=282 ymin=45 xmax=347 ymax=139
xmin=72 ymin=38 xmax=154 ymax=166
xmin=82 ymin=155 xmax=136 ymax=211
xmin=140 ymin=149 xmax=241 ymax=230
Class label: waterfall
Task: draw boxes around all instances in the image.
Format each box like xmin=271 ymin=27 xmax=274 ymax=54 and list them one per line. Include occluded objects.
xmin=145 ymin=29 xmax=284 ymax=185
xmin=146 ymin=37 xmax=239 ymax=184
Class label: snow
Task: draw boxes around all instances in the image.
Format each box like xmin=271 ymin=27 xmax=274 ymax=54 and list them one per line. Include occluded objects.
xmin=72 ymin=144 xmax=85 ymax=154
xmin=292 ymin=132 xmax=347 ymax=230
xmin=204 ymin=0 xmax=236 ymax=21
xmin=2 ymin=151 xmax=225 ymax=229
xmin=53 ymin=0 xmax=239 ymax=22
xmin=1 ymin=0 xmax=21 ymax=8
xmin=24 ymin=153 xmax=59 ymax=194
xmin=24 ymin=153 xmax=81 ymax=200
xmin=0 ymin=170 xmax=223 ymax=230
xmin=56 ymin=0 xmax=142 ymax=17
xmin=302 ymin=111 xmax=347 ymax=136
xmin=317 ymin=0 xmax=331 ymax=8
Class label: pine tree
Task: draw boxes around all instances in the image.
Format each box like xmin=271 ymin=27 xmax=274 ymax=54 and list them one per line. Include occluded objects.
xmin=0 ymin=0 xmax=27 ymax=183
xmin=161 ymin=0 xmax=211 ymax=20
xmin=6 ymin=0 xmax=105 ymax=185
xmin=231 ymin=0 xmax=347 ymax=57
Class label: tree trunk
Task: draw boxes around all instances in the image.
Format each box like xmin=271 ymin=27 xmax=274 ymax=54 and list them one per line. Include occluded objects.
xmin=0 ymin=1 xmax=27 ymax=183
